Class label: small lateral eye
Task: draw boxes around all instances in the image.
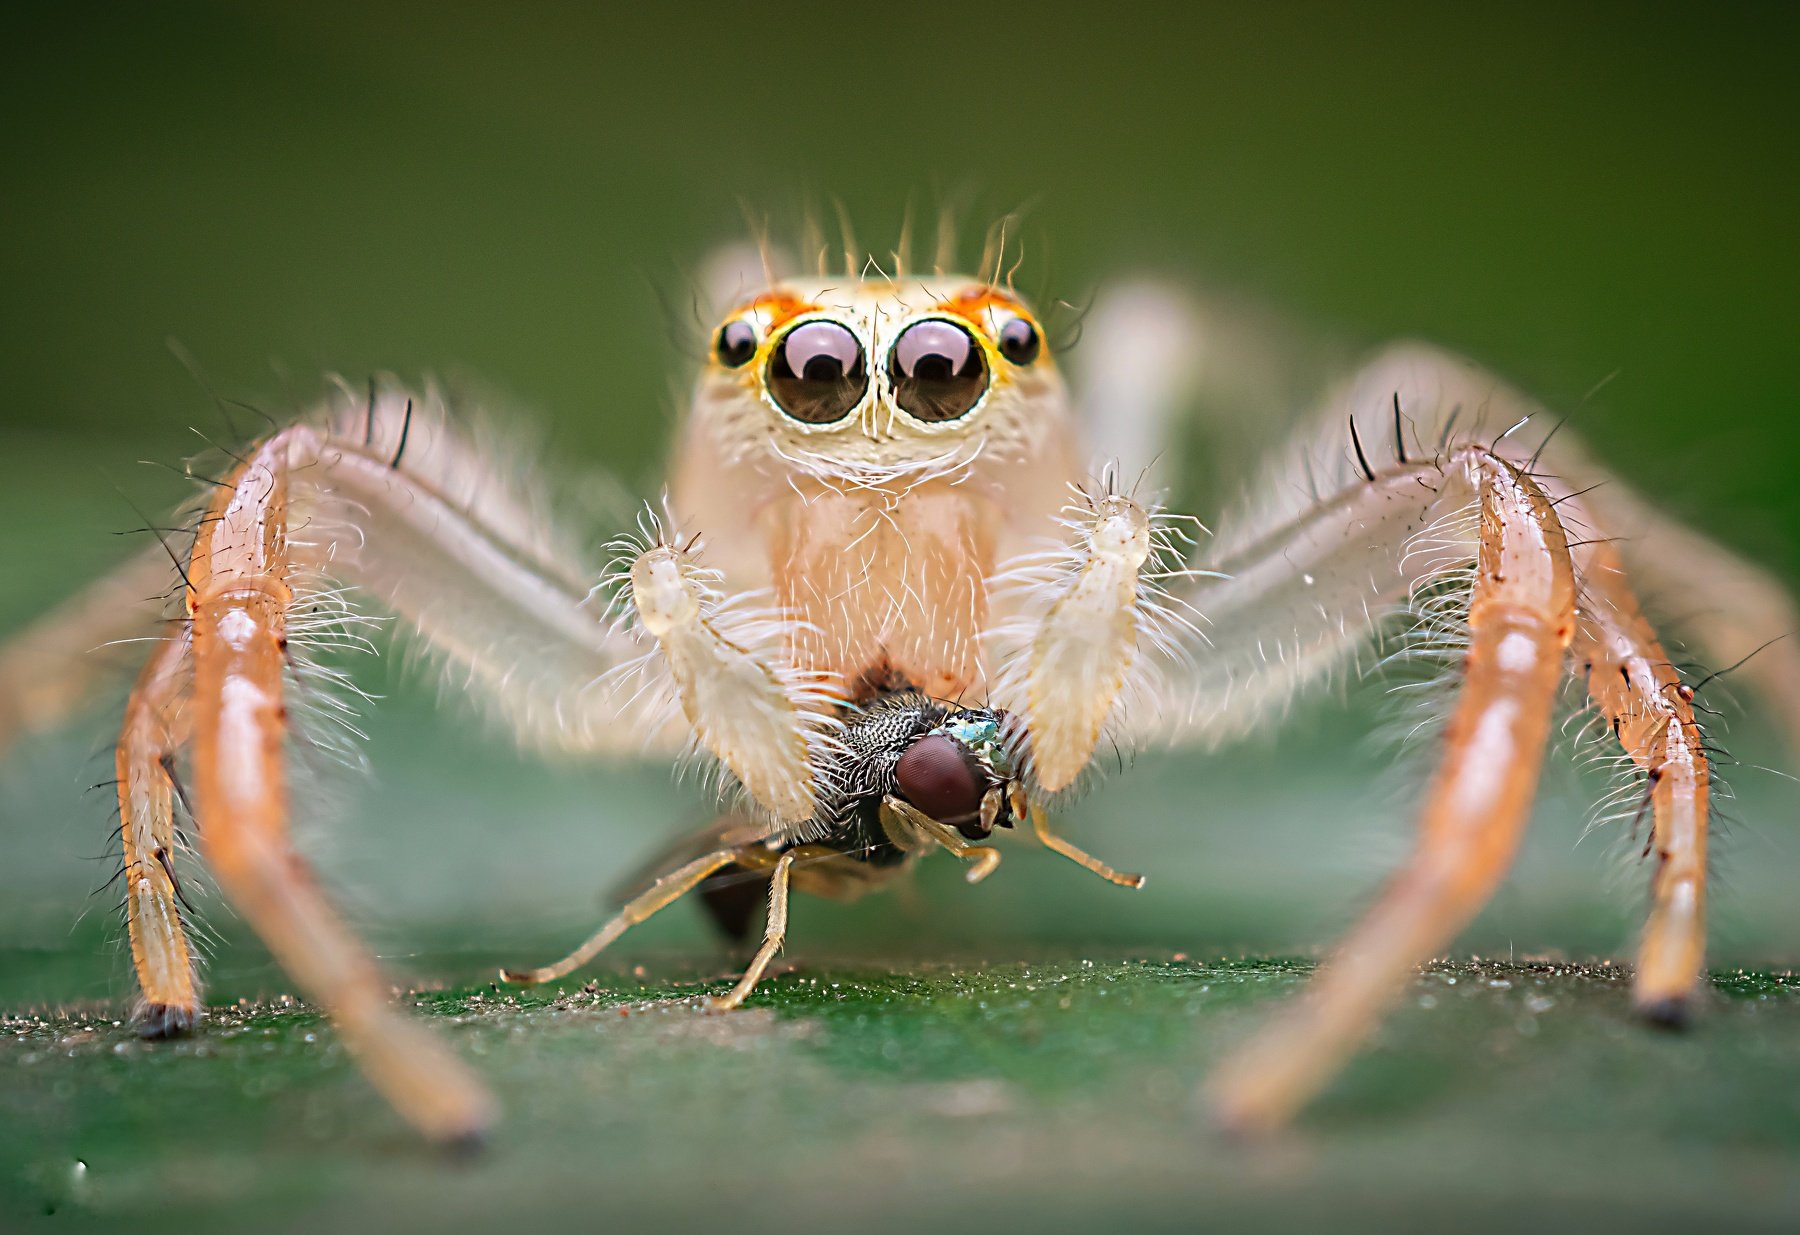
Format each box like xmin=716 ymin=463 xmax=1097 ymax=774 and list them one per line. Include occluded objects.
xmin=768 ymin=320 xmax=868 ymax=424
xmin=715 ymin=320 xmax=758 ymax=368
xmin=998 ymin=316 xmax=1040 ymax=366
xmin=894 ymin=734 xmax=988 ymax=826
xmin=889 ymin=319 xmax=989 ymax=422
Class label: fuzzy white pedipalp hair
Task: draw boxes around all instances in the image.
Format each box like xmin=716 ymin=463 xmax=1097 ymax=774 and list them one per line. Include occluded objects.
xmin=985 ymin=469 xmax=1209 ymax=799
xmin=603 ymin=501 xmax=847 ymax=837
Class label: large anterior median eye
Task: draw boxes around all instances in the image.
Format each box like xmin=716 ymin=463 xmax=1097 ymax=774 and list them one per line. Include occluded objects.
xmin=767 ymin=320 xmax=867 ymax=424
xmin=889 ymin=319 xmax=989 ymax=422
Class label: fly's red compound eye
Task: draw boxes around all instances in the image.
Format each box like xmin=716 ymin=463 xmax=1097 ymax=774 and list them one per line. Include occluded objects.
xmin=894 ymin=734 xmax=987 ymax=825
xmin=889 ymin=319 xmax=989 ymax=422
xmin=768 ymin=320 xmax=867 ymax=424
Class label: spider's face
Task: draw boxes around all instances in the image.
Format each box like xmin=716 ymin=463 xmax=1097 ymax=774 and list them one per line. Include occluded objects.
xmin=692 ymin=277 xmax=1067 ymax=481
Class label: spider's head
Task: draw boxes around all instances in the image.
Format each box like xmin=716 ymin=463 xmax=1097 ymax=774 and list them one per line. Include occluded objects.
xmin=688 ymin=276 xmax=1073 ymax=487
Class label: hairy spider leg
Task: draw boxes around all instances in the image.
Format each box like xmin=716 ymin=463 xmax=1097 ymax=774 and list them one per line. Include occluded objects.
xmin=183 ymin=430 xmax=495 ymax=1144
xmin=114 ymin=624 xmax=200 ymax=1034
xmin=1204 ymin=450 xmax=1576 ymax=1132
xmin=1589 ymin=483 xmax=1800 ymax=761
xmin=1097 ymin=319 xmax=1741 ymax=1037
xmin=1569 ymin=532 xmax=1711 ymax=1020
xmin=97 ymin=383 xmax=830 ymax=1141
xmin=0 ymin=544 xmax=175 ymax=751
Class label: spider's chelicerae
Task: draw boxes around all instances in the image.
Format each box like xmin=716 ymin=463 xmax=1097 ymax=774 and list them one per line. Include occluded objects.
xmin=4 ymin=228 xmax=1797 ymax=1146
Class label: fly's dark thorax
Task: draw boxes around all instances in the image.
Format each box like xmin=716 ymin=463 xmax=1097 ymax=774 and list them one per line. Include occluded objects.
xmin=806 ymin=687 xmax=1022 ymax=857
xmin=694 ymin=688 xmax=1023 ymax=942
xmin=808 ymin=689 xmax=953 ymax=867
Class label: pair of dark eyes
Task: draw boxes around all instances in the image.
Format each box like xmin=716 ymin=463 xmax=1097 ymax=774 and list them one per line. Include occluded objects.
xmin=715 ymin=316 xmax=1041 ymax=425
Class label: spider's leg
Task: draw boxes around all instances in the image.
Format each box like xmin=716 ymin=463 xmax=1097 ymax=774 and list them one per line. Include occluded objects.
xmin=1571 ymin=533 xmax=1712 ymax=1022
xmin=992 ymin=492 xmax=1159 ymax=792
xmin=146 ymin=385 xmax=701 ymax=1142
xmin=115 ymin=624 xmax=200 ymax=1035
xmin=1069 ymin=283 xmax=1205 ymax=495
xmin=1586 ymin=486 xmax=1800 ymax=758
xmin=1203 ymin=452 xmax=1576 ymax=1133
xmin=0 ymin=545 xmax=177 ymax=754
xmin=709 ymin=850 xmax=797 ymax=1010
xmin=186 ymin=430 xmax=494 ymax=1145
xmin=1328 ymin=343 xmax=1800 ymax=752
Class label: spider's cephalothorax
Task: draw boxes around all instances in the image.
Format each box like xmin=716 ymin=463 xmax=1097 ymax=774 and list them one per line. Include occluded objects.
xmin=674 ymin=276 xmax=1077 ymax=708
xmin=4 ymin=238 xmax=1797 ymax=1145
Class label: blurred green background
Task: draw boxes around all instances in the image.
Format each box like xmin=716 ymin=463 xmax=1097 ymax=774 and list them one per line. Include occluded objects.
xmin=2 ymin=3 xmax=1798 ymax=1230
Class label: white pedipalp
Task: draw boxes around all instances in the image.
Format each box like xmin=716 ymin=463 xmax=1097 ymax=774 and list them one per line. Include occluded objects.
xmin=611 ymin=505 xmax=846 ymax=830
xmin=987 ymin=477 xmax=1208 ymax=794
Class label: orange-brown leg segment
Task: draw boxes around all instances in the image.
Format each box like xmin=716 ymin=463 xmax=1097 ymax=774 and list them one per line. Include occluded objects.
xmin=1592 ymin=485 xmax=1800 ymax=760
xmin=0 ymin=545 xmax=175 ymax=755
xmin=1205 ymin=453 xmax=1576 ymax=1133
xmin=115 ymin=625 xmax=200 ymax=1035
xmin=186 ymin=432 xmax=494 ymax=1144
xmin=1573 ymin=537 xmax=1711 ymax=1023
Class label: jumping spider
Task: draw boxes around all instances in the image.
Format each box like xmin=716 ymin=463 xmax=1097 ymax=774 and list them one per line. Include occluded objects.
xmin=3 ymin=228 xmax=1796 ymax=1144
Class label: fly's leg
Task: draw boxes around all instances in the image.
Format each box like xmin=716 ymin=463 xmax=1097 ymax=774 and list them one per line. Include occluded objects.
xmin=709 ymin=851 xmax=797 ymax=1010
xmin=1027 ymin=802 xmax=1145 ymax=890
xmin=115 ymin=625 xmax=200 ymax=1035
xmin=1571 ymin=534 xmax=1712 ymax=1022
xmin=500 ymin=848 xmax=743 ymax=986
xmin=880 ymin=796 xmax=1002 ymax=883
xmin=1204 ymin=453 xmax=1576 ymax=1133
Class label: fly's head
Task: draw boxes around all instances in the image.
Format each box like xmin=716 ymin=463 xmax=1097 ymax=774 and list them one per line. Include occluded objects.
xmin=691 ymin=277 xmax=1071 ymax=493
xmin=892 ymin=707 xmax=1025 ymax=842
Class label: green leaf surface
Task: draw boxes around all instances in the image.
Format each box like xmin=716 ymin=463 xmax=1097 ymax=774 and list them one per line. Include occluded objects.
xmin=6 ymin=955 xmax=1800 ymax=1232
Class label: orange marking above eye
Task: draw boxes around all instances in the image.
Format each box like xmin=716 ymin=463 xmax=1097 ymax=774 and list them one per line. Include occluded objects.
xmin=743 ymin=291 xmax=823 ymax=334
xmin=933 ymin=287 xmax=1029 ymax=337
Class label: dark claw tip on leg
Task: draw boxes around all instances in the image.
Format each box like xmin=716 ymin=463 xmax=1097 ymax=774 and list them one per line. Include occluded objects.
xmin=135 ymin=1002 xmax=200 ymax=1039
xmin=440 ymin=1127 xmax=490 ymax=1161
xmin=1637 ymin=995 xmax=1691 ymax=1031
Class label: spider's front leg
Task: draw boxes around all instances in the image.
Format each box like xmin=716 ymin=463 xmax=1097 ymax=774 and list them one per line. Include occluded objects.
xmin=98 ymin=385 xmax=832 ymax=1144
xmin=1010 ymin=492 xmax=1155 ymax=793
xmin=179 ymin=426 xmax=497 ymax=1144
